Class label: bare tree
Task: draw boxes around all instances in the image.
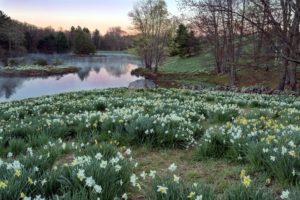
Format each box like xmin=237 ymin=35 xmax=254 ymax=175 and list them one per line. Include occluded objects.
xmin=180 ymin=0 xmax=300 ymax=90
xmin=129 ymin=0 xmax=171 ymax=72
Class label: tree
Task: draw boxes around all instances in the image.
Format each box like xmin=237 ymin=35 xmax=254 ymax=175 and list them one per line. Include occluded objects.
xmin=37 ymin=34 xmax=57 ymax=53
xmin=174 ymin=24 xmax=200 ymax=57
xmin=92 ymin=29 xmax=101 ymax=49
xmin=74 ymin=29 xmax=96 ymax=55
xmin=174 ymin=24 xmax=189 ymax=57
xmin=181 ymin=0 xmax=300 ymax=90
xmin=69 ymin=26 xmax=76 ymax=50
xmin=102 ymin=27 xmax=127 ymax=51
xmin=56 ymin=31 xmax=69 ymax=53
xmin=0 ymin=11 xmax=25 ymax=57
xmin=129 ymin=0 xmax=171 ymax=72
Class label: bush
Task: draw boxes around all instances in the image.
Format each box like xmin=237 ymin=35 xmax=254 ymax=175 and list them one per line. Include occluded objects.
xmin=8 ymin=59 xmax=18 ymax=66
xmin=52 ymin=59 xmax=63 ymax=66
xmin=33 ymin=59 xmax=48 ymax=66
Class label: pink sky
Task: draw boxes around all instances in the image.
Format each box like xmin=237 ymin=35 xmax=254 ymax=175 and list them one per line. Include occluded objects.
xmin=0 ymin=0 xmax=178 ymax=34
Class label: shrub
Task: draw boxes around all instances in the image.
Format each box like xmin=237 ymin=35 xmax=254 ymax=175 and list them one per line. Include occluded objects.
xmin=33 ymin=59 xmax=48 ymax=66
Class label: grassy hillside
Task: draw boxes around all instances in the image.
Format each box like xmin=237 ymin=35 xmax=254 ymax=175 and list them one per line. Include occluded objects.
xmin=159 ymin=52 xmax=214 ymax=74
xmin=0 ymin=88 xmax=299 ymax=199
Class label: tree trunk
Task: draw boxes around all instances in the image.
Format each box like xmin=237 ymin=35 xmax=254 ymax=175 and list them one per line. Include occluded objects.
xmin=289 ymin=63 xmax=297 ymax=91
xmin=277 ymin=62 xmax=288 ymax=90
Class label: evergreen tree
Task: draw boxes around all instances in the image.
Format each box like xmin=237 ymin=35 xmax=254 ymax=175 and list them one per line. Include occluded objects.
xmin=186 ymin=30 xmax=200 ymax=56
xmin=37 ymin=34 xmax=56 ymax=53
xmin=69 ymin=26 xmax=76 ymax=50
xmin=74 ymin=30 xmax=96 ymax=55
xmin=174 ymin=24 xmax=200 ymax=57
xmin=56 ymin=31 xmax=69 ymax=53
xmin=174 ymin=24 xmax=189 ymax=57
xmin=92 ymin=29 xmax=101 ymax=50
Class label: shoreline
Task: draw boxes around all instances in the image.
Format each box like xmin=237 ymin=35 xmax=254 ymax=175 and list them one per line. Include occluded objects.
xmin=0 ymin=66 xmax=79 ymax=77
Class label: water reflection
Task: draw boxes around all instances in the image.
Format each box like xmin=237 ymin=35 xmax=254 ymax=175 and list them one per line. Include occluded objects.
xmin=0 ymin=52 xmax=143 ymax=101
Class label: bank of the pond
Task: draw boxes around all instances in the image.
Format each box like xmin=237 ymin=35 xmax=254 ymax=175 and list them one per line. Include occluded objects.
xmin=0 ymin=65 xmax=79 ymax=77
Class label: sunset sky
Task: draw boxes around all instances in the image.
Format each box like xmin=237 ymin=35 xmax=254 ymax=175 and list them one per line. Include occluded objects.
xmin=0 ymin=0 xmax=178 ymax=34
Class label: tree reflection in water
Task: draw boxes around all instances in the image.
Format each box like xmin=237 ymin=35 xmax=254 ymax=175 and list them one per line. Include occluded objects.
xmin=0 ymin=53 xmax=143 ymax=100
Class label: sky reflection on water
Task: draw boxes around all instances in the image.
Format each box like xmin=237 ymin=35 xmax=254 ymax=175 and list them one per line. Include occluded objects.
xmin=0 ymin=53 xmax=143 ymax=101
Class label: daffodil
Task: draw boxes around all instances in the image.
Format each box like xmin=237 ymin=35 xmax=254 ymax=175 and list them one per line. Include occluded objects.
xmin=173 ymin=174 xmax=180 ymax=183
xmin=0 ymin=180 xmax=8 ymax=189
xmin=243 ymin=175 xmax=251 ymax=188
xmin=77 ymin=169 xmax=86 ymax=181
xmin=195 ymin=195 xmax=203 ymax=200
xmin=157 ymin=185 xmax=168 ymax=194
xmin=14 ymin=169 xmax=21 ymax=177
xmin=240 ymin=169 xmax=246 ymax=178
xmin=289 ymin=150 xmax=296 ymax=157
xmin=27 ymin=177 xmax=33 ymax=185
xmin=187 ymin=191 xmax=196 ymax=198
xmin=20 ymin=192 xmax=26 ymax=198
xmin=168 ymin=163 xmax=177 ymax=172
xmin=280 ymin=190 xmax=289 ymax=199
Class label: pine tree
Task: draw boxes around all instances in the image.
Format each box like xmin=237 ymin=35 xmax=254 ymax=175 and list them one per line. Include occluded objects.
xmin=92 ymin=29 xmax=101 ymax=50
xmin=74 ymin=30 xmax=96 ymax=55
xmin=56 ymin=32 xmax=69 ymax=53
xmin=174 ymin=24 xmax=189 ymax=57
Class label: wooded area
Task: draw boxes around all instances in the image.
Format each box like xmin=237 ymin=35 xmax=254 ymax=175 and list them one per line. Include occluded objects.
xmin=129 ymin=0 xmax=300 ymax=91
xmin=0 ymin=11 xmax=134 ymax=58
xmin=179 ymin=0 xmax=300 ymax=91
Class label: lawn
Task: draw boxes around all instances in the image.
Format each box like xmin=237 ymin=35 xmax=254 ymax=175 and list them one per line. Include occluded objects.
xmin=159 ymin=52 xmax=214 ymax=74
xmin=0 ymin=88 xmax=299 ymax=199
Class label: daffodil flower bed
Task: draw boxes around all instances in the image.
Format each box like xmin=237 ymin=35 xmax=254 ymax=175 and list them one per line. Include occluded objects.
xmin=0 ymin=88 xmax=300 ymax=199
xmin=0 ymin=140 xmax=134 ymax=200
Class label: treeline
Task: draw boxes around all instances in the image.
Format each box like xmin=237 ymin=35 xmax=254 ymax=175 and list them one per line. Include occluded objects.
xmin=0 ymin=10 xmax=133 ymax=58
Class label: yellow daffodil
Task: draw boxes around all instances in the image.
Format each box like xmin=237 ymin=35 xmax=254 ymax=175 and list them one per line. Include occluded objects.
xmin=157 ymin=185 xmax=168 ymax=194
xmin=243 ymin=175 xmax=251 ymax=188
xmin=20 ymin=192 xmax=26 ymax=198
xmin=14 ymin=169 xmax=21 ymax=177
xmin=240 ymin=169 xmax=246 ymax=178
xmin=289 ymin=150 xmax=296 ymax=157
xmin=187 ymin=191 xmax=196 ymax=199
xmin=28 ymin=177 xmax=33 ymax=184
xmin=0 ymin=180 xmax=8 ymax=189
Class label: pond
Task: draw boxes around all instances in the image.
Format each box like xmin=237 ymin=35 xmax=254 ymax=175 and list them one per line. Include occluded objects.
xmin=0 ymin=52 xmax=143 ymax=101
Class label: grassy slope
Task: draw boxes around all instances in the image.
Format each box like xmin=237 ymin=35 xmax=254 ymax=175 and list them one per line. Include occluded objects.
xmin=154 ymin=52 xmax=229 ymax=87
xmin=1 ymin=89 xmax=299 ymax=199
xmin=154 ymin=49 xmax=299 ymax=88
xmin=159 ymin=52 xmax=214 ymax=74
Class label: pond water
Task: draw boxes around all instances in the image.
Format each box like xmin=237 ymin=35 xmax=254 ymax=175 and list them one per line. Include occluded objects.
xmin=0 ymin=52 xmax=143 ymax=101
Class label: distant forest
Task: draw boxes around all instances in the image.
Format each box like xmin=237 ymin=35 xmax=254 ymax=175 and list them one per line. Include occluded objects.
xmin=0 ymin=10 xmax=135 ymax=58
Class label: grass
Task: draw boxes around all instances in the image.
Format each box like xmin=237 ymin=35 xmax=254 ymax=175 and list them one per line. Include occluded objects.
xmin=123 ymin=48 xmax=139 ymax=56
xmin=131 ymin=48 xmax=300 ymax=89
xmin=133 ymin=147 xmax=245 ymax=194
xmin=0 ymin=65 xmax=79 ymax=77
xmin=159 ymin=52 xmax=214 ymax=74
